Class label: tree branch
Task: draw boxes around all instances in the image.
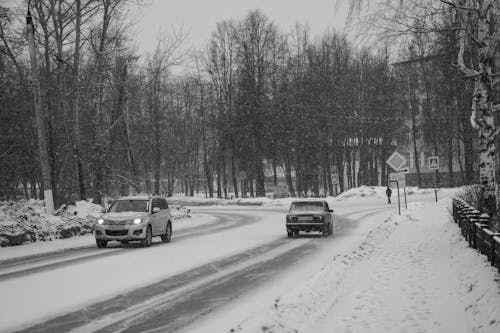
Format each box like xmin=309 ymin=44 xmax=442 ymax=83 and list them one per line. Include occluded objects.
xmin=457 ymin=22 xmax=479 ymax=77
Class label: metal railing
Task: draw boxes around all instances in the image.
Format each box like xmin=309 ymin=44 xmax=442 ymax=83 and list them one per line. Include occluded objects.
xmin=452 ymin=198 xmax=500 ymax=272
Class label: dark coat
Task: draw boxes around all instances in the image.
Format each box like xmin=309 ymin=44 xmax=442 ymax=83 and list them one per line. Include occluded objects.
xmin=386 ymin=187 xmax=392 ymax=197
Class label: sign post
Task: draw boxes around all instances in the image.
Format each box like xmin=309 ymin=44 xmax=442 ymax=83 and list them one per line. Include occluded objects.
xmin=389 ymin=172 xmax=406 ymax=212
xmin=403 ymin=186 xmax=407 ymax=209
xmin=428 ymin=156 xmax=439 ymax=202
xmin=387 ymin=151 xmax=408 ymax=210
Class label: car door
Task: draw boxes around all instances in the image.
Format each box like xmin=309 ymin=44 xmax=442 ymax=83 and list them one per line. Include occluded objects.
xmin=159 ymin=199 xmax=168 ymax=231
xmin=150 ymin=198 xmax=161 ymax=235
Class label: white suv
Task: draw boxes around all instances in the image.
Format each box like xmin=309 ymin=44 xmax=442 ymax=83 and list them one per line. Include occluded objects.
xmin=94 ymin=195 xmax=172 ymax=248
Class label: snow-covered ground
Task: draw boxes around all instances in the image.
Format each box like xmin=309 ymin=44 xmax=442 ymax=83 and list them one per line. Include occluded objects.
xmin=1 ymin=186 xmax=499 ymax=333
xmin=202 ymin=197 xmax=500 ymax=333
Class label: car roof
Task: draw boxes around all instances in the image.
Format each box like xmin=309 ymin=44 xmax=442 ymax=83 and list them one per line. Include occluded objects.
xmin=291 ymin=199 xmax=327 ymax=204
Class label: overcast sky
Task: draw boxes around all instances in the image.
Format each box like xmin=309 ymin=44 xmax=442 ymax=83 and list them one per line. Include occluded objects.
xmin=135 ymin=0 xmax=350 ymax=55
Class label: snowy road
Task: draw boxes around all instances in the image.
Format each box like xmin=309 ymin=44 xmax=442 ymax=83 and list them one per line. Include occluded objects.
xmin=0 ymin=211 xmax=257 ymax=282
xmin=0 ymin=201 xmax=395 ymax=333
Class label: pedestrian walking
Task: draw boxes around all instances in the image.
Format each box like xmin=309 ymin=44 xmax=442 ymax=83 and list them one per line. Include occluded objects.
xmin=386 ymin=185 xmax=392 ymax=204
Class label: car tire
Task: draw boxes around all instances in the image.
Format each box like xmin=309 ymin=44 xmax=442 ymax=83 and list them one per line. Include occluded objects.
xmin=287 ymin=231 xmax=293 ymax=238
xmin=96 ymin=239 xmax=107 ymax=248
xmin=293 ymin=230 xmax=299 ymax=238
xmin=141 ymin=226 xmax=152 ymax=247
xmin=322 ymin=225 xmax=329 ymax=237
xmin=161 ymin=222 xmax=172 ymax=243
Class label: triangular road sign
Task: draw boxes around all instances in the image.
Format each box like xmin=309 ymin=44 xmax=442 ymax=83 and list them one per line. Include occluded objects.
xmin=428 ymin=156 xmax=439 ymax=170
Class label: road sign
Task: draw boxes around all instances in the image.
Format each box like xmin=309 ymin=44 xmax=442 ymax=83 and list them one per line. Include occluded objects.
xmin=389 ymin=172 xmax=406 ymax=188
xmin=239 ymin=171 xmax=247 ymax=179
xmin=332 ymin=173 xmax=339 ymax=184
xmin=428 ymin=156 xmax=439 ymax=170
xmin=386 ymin=151 xmax=407 ymax=171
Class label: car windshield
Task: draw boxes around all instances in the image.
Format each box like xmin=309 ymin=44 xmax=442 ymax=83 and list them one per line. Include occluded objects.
xmin=290 ymin=202 xmax=324 ymax=212
xmin=108 ymin=200 xmax=149 ymax=213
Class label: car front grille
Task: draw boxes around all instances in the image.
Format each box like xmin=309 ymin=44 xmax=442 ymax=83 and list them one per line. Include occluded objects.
xmin=103 ymin=220 xmax=129 ymax=226
xmin=106 ymin=230 xmax=128 ymax=236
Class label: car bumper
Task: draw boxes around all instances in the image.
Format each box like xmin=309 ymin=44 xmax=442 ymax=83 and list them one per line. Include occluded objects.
xmin=94 ymin=224 xmax=147 ymax=241
xmin=286 ymin=223 xmax=326 ymax=232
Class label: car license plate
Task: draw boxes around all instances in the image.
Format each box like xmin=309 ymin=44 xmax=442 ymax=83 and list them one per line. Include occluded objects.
xmin=298 ymin=216 xmax=312 ymax=221
xmin=107 ymin=225 xmax=123 ymax=230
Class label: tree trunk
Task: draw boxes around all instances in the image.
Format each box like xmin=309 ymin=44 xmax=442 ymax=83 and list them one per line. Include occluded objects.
xmin=26 ymin=13 xmax=54 ymax=214
xmin=447 ymin=136 xmax=454 ymax=187
xmin=474 ymin=76 xmax=497 ymax=217
xmin=284 ymin=156 xmax=295 ymax=197
xmin=231 ymin=151 xmax=238 ymax=198
xmin=70 ymin=0 xmax=86 ymax=200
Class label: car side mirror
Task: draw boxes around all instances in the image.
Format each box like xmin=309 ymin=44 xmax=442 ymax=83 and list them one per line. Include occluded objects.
xmin=329 ymin=209 xmax=334 ymax=213
xmin=152 ymin=207 xmax=161 ymax=213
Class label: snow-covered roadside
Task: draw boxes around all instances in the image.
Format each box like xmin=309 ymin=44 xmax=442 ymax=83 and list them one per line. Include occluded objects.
xmin=230 ymin=199 xmax=500 ymax=333
xmin=0 ymin=200 xmax=102 ymax=247
xmin=0 ymin=212 xmax=215 ymax=262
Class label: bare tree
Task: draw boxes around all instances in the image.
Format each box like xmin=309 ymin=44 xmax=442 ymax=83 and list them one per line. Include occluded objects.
xmin=145 ymin=28 xmax=187 ymax=194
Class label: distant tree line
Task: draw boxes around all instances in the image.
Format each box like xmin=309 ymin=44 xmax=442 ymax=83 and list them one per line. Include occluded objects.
xmin=0 ymin=1 xmax=479 ymax=204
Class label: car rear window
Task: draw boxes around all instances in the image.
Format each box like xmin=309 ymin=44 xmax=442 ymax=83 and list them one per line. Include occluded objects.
xmin=290 ymin=202 xmax=324 ymax=212
xmin=108 ymin=200 xmax=149 ymax=212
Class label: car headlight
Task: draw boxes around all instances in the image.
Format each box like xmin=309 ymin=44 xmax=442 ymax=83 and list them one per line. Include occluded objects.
xmin=97 ymin=218 xmax=104 ymax=225
xmin=133 ymin=218 xmax=142 ymax=224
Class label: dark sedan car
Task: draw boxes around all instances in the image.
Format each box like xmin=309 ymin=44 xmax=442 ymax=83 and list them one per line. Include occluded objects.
xmin=286 ymin=200 xmax=334 ymax=238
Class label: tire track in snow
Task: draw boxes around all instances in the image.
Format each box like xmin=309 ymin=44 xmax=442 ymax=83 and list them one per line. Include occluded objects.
xmin=12 ymin=237 xmax=310 ymax=333
xmin=0 ymin=212 xmax=259 ymax=282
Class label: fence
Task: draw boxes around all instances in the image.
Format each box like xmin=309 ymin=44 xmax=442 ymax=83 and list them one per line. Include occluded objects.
xmin=452 ymin=199 xmax=500 ymax=272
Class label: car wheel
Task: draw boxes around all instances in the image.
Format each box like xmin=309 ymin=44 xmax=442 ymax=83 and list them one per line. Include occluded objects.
xmin=322 ymin=225 xmax=329 ymax=237
xmin=287 ymin=231 xmax=293 ymax=238
xmin=96 ymin=239 xmax=107 ymax=248
xmin=293 ymin=230 xmax=299 ymax=238
xmin=141 ymin=226 xmax=152 ymax=247
xmin=329 ymin=222 xmax=333 ymax=235
xmin=161 ymin=222 xmax=172 ymax=243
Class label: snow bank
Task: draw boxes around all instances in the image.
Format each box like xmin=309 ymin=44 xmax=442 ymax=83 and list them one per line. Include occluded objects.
xmin=231 ymin=200 xmax=500 ymax=333
xmin=335 ymin=185 xmax=461 ymax=201
xmin=167 ymin=196 xmax=281 ymax=207
xmin=65 ymin=200 xmax=103 ymax=219
xmin=0 ymin=200 xmax=100 ymax=247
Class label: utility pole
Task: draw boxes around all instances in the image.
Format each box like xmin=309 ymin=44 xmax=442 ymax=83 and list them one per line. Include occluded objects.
xmin=26 ymin=9 xmax=54 ymax=215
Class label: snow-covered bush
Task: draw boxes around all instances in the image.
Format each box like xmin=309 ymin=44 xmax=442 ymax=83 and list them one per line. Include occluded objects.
xmin=0 ymin=200 xmax=102 ymax=247
xmin=456 ymin=185 xmax=483 ymax=211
